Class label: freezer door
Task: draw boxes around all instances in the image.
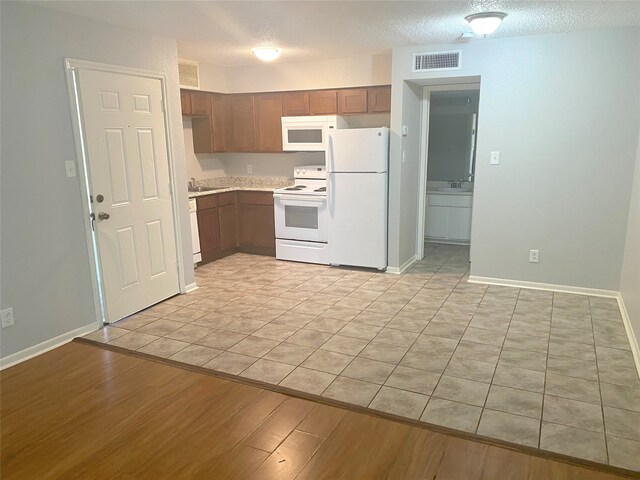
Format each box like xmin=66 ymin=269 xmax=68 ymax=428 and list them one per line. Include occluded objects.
xmin=328 ymin=172 xmax=387 ymax=269
xmin=327 ymin=127 xmax=389 ymax=173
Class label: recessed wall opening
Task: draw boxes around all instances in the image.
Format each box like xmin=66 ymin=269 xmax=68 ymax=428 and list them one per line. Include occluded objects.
xmin=418 ymin=83 xmax=481 ymax=267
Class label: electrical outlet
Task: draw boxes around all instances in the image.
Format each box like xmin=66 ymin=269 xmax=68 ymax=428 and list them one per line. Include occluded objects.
xmin=246 ymin=164 xmax=253 ymax=174
xmin=490 ymin=151 xmax=500 ymax=165
xmin=529 ymin=250 xmax=540 ymax=263
xmin=1 ymin=307 xmax=14 ymax=328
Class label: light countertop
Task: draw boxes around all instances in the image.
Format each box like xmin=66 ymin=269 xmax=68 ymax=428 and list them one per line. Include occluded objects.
xmin=188 ymin=186 xmax=282 ymax=198
xmin=427 ymin=190 xmax=474 ymax=196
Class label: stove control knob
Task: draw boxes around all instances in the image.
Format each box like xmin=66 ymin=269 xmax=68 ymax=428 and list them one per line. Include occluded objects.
xmin=301 ymin=168 xmax=306 ymax=174
xmin=295 ymin=168 xmax=300 ymax=175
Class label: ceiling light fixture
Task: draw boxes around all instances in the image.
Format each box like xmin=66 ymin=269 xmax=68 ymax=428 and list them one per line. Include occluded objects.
xmin=252 ymin=47 xmax=281 ymax=62
xmin=465 ymin=12 xmax=507 ymax=37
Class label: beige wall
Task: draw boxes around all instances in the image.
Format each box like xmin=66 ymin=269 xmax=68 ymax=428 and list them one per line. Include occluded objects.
xmin=389 ymin=28 xmax=640 ymax=290
xmin=1 ymin=1 xmax=193 ymax=361
xmin=194 ymin=53 xmax=391 ymax=94
xmin=197 ymin=62 xmax=228 ymax=93
xmin=620 ymin=130 xmax=640 ymax=365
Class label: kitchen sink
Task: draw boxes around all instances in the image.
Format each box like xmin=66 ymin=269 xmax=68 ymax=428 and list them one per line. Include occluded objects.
xmin=188 ymin=186 xmax=226 ymax=192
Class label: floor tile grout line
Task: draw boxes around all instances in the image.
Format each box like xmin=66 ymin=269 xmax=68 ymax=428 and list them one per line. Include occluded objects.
xmin=538 ymin=290 xmax=554 ymax=451
xmin=592 ymin=296 xmax=612 ymax=466
xmin=399 ymin=248 xmax=480 ymax=422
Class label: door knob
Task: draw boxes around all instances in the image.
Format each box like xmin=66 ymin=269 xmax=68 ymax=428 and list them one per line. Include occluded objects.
xmin=98 ymin=212 xmax=110 ymax=220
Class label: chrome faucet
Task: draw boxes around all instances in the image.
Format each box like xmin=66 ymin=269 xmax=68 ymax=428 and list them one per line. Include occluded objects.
xmin=449 ymin=179 xmax=465 ymax=188
xmin=189 ymin=177 xmax=196 ymax=188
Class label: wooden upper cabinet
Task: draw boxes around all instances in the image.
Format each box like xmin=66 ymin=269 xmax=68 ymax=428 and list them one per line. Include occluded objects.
xmin=180 ymin=90 xmax=192 ymax=115
xmin=255 ymin=94 xmax=283 ymax=152
xmin=190 ymin=91 xmax=211 ymax=116
xmin=338 ymin=89 xmax=368 ymax=114
xmin=367 ymin=86 xmax=392 ymax=113
xmin=230 ymin=95 xmax=257 ymax=152
xmin=210 ymin=94 xmax=230 ymax=152
xmin=282 ymin=92 xmax=310 ymax=116
xmin=309 ymin=90 xmax=337 ymax=115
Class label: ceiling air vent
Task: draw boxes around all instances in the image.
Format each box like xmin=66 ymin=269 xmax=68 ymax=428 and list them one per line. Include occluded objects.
xmin=178 ymin=59 xmax=199 ymax=89
xmin=413 ymin=51 xmax=461 ymax=72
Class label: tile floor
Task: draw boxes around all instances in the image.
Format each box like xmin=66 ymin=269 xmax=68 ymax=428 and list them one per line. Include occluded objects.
xmin=84 ymin=243 xmax=640 ymax=471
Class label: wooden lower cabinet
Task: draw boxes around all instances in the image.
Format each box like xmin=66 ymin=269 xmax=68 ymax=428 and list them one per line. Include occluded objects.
xmin=197 ymin=206 xmax=221 ymax=263
xmin=196 ymin=190 xmax=274 ymax=265
xmin=238 ymin=204 xmax=276 ymax=256
xmin=218 ymin=204 xmax=238 ymax=252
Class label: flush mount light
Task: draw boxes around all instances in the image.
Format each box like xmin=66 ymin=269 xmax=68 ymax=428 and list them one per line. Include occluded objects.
xmin=465 ymin=12 xmax=507 ymax=37
xmin=252 ymin=47 xmax=281 ymax=61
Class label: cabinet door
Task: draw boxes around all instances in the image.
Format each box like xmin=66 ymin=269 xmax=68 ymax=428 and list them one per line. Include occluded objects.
xmin=282 ymin=92 xmax=310 ymax=116
xmin=230 ymin=95 xmax=257 ymax=151
xmin=338 ymin=89 xmax=368 ymax=114
xmin=180 ymin=90 xmax=192 ymax=115
xmin=448 ymin=207 xmax=472 ymax=241
xmin=239 ymin=203 xmax=275 ymax=255
xmin=219 ymin=203 xmax=238 ymax=252
xmin=190 ymin=91 xmax=210 ymax=116
xmin=367 ymin=86 xmax=391 ymax=113
xmin=198 ymin=207 xmax=221 ymax=260
xmin=309 ymin=90 xmax=337 ymax=115
xmin=211 ymin=93 xmax=230 ymax=152
xmin=255 ymin=94 xmax=283 ymax=152
xmin=425 ymin=205 xmax=448 ymax=239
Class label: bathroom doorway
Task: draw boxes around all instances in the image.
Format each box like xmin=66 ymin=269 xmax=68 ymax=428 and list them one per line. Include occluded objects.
xmin=418 ymin=83 xmax=480 ymax=262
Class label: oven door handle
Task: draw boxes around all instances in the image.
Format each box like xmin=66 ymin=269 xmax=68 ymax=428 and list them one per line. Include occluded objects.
xmin=273 ymin=193 xmax=326 ymax=203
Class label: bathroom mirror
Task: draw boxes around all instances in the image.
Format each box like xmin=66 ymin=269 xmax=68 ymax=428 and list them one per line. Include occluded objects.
xmin=426 ymin=90 xmax=480 ymax=182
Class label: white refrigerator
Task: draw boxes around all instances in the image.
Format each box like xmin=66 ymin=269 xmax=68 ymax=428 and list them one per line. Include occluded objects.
xmin=326 ymin=127 xmax=389 ymax=270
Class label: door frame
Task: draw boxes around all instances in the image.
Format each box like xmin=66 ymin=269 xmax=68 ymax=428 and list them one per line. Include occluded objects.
xmin=64 ymin=58 xmax=187 ymax=328
xmin=416 ymin=83 xmax=481 ymax=261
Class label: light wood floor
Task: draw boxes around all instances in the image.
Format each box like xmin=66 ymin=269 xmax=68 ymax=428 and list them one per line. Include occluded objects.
xmin=0 ymin=342 xmax=631 ymax=479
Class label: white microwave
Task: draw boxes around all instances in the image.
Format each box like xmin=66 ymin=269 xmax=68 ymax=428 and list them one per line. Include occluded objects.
xmin=281 ymin=115 xmax=349 ymax=151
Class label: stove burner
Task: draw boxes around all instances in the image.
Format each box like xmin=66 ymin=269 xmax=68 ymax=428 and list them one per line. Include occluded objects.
xmin=315 ymin=187 xmax=326 ymax=192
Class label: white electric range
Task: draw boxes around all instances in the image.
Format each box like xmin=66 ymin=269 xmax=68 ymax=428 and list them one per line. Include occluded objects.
xmin=273 ymin=165 xmax=329 ymax=264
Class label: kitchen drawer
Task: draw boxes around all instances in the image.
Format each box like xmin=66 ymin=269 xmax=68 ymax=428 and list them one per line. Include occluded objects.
xmin=239 ymin=191 xmax=273 ymax=206
xmin=197 ymin=194 xmax=218 ymax=210
xmin=427 ymin=194 xmax=472 ymax=208
xmin=217 ymin=191 xmax=236 ymax=206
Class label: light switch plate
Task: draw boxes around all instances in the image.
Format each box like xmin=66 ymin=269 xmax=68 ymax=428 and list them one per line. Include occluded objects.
xmin=246 ymin=164 xmax=253 ymax=174
xmin=402 ymin=125 xmax=408 ymax=136
xmin=490 ymin=151 xmax=500 ymax=165
xmin=65 ymin=160 xmax=77 ymax=177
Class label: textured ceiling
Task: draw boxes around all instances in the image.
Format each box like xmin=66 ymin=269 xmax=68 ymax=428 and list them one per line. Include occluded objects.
xmin=35 ymin=1 xmax=640 ymax=67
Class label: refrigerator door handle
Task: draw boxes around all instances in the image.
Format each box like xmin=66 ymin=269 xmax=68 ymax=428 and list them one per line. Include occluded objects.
xmin=327 ymin=133 xmax=335 ymax=173
xmin=327 ymin=173 xmax=334 ymax=216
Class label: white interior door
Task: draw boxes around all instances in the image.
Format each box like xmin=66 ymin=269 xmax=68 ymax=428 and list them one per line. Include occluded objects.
xmin=77 ymin=69 xmax=179 ymax=323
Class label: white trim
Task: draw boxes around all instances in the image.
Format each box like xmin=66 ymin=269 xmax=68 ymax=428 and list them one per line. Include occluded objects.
xmin=468 ymin=275 xmax=619 ymax=298
xmin=0 ymin=323 xmax=97 ymax=370
xmin=387 ymin=255 xmax=420 ymax=275
xmin=617 ymin=293 xmax=640 ymax=378
xmin=185 ymin=282 xmax=199 ymax=293
xmin=64 ymin=58 xmax=186 ymax=328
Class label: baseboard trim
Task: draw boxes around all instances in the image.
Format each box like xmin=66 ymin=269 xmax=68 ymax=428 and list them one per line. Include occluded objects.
xmin=617 ymin=293 xmax=640 ymax=379
xmin=467 ymin=275 xmax=618 ymax=298
xmin=0 ymin=323 xmax=98 ymax=370
xmin=184 ymin=282 xmax=198 ymax=293
xmin=386 ymin=255 xmax=419 ymax=275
